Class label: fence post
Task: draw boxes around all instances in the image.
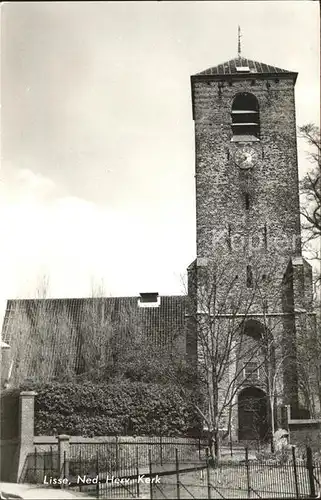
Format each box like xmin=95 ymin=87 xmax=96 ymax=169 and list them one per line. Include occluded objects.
xmin=198 ymin=436 xmax=201 ymax=461
xmin=79 ymin=450 xmax=82 ymax=492
xmin=63 ymin=452 xmax=67 ymax=488
xmin=306 ymin=446 xmax=316 ymax=498
xmin=136 ymin=446 xmax=140 ymax=498
xmin=149 ymin=449 xmax=153 ymax=500
xmin=245 ymin=447 xmax=251 ymax=499
xmin=206 ymin=448 xmax=211 ymax=500
xmin=58 ymin=434 xmax=70 ymax=483
xmin=115 ymin=435 xmax=119 ymax=471
xmin=291 ymin=446 xmax=299 ymax=499
xmin=43 ymin=446 xmax=46 ymax=482
xmin=175 ymin=448 xmax=180 ymax=500
xmin=34 ymin=447 xmax=37 ymax=483
xmin=96 ymin=450 xmax=99 ymax=498
xmin=160 ymin=435 xmax=163 ymax=466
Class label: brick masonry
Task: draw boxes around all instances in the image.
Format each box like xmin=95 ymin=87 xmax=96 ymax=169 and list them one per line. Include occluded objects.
xmin=189 ymin=61 xmax=314 ymax=439
xmin=283 ymin=405 xmax=321 ymax=452
xmin=0 ymin=58 xmax=316 ymax=446
xmin=192 ymin=77 xmax=301 ymax=272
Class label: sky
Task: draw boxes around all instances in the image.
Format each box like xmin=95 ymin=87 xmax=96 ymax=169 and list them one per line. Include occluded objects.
xmin=1 ymin=1 xmax=320 ymax=322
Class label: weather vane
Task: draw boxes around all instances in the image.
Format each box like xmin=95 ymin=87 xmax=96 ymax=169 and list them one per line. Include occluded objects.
xmin=238 ymin=25 xmax=242 ymax=58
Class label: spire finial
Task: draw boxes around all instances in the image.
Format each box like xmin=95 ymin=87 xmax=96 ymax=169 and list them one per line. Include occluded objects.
xmin=238 ymin=25 xmax=242 ymax=58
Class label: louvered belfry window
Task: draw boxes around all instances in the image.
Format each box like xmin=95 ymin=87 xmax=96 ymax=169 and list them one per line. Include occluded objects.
xmin=231 ymin=93 xmax=260 ymax=140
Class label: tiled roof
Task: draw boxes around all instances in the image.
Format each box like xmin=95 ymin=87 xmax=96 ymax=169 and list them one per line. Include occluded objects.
xmin=2 ymin=295 xmax=187 ymax=349
xmin=194 ymin=57 xmax=295 ymax=77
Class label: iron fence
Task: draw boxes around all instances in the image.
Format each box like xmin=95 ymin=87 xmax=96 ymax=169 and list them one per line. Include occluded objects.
xmin=69 ymin=436 xmax=204 ymax=475
xmin=19 ymin=442 xmax=321 ymax=499
xmin=19 ymin=447 xmax=60 ymax=484
xmin=205 ymin=451 xmax=320 ymax=499
xmin=66 ymin=445 xmax=321 ymax=499
xmin=68 ymin=447 xmax=207 ymax=498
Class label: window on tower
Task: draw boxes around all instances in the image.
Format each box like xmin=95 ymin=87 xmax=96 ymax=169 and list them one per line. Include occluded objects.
xmin=246 ymin=265 xmax=253 ymax=288
xmin=231 ymin=93 xmax=260 ymax=142
xmin=244 ymin=361 xmax=259 ymax=381
xmin=227 ymin=224 xmax=232 ymax=251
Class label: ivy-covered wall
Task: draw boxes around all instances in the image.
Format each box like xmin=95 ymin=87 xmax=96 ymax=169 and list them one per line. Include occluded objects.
xmin=21 ymin=381 xmax=201 ymax=437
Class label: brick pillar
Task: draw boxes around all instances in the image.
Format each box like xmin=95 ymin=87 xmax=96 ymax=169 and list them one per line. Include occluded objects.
xmin=17 ymin=391 xmax=37 ymax=481
xmin=58 ymin=435 xmax=70 ymax=480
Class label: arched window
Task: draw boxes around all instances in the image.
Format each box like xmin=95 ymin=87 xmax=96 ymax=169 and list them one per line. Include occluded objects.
xmin=231 ymin=93 xmax=260 ymax=141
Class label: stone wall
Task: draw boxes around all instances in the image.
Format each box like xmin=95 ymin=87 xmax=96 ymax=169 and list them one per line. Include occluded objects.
xmin=289 ymin=422 xmax=321 ymax=453
xmin=283 ymin=405 xmax=321 ymax=453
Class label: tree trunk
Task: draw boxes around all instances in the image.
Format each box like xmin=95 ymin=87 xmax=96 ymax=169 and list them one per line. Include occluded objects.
xmin=208 ymin=432 xmax=215 ymax=463
xmin=207 ymin=429 xmax=220 ymax=463
xmin=214 ymin=429 xmax=220 ymax=461
xmin=270 ymin=398 xmax=275 ymax=453
xmin=318 ymin=385 xmax=321 ymax=418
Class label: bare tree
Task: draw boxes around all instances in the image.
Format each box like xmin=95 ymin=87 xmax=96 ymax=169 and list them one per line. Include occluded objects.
xmin=296 ymin=309 xmax=321 ymax=418
xmin=163 ymin=255 xmax=289 ymax=460
xmin=6 ymin=278 xmax=78 ymax=387
xmin=77 ymin=282 xmax=185 ymax=384
xmin=253 ymin=276 xmax=292 ymax=452
xmin=299 ymin=123 xmax=321 ymax=289
xmin=6 ymin=276 xmax=185 ymax=387
xmin=297 ymin=125 xmax=320 ymax=412
xmin=77 ymin=283 xmax=119 ymax=381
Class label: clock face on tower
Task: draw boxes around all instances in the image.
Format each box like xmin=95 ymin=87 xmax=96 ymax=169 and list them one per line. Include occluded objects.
xmin=233 ymin=146 xmax=258 ymax=170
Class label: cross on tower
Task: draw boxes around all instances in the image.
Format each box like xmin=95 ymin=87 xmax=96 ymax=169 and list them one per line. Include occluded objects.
xmin=238 ymin=25 xmax=242 ymax=58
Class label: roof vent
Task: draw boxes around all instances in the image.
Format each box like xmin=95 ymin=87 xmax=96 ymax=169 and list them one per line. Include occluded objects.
xmin=236 ymin=66 xmax=250 ymax=73
xmin=138 ymin=292 xmax=161 ymax=308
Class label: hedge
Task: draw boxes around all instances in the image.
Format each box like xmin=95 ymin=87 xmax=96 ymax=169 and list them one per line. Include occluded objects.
xmin=21 ymin=380 xmax=201 ymax=437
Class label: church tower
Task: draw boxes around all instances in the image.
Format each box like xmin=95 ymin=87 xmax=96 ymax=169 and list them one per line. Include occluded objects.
xmin=188 ymin=52 xmax=314 ymax=441
xmin=191 ymin=56 xmax=301 ymax=273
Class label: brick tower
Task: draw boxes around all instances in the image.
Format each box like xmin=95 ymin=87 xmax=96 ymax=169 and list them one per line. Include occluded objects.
xmin=187 ymin=55 xmax=314 ymax=441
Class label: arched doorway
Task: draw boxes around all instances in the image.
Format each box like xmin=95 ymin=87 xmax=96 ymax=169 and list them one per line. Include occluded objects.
xmin=238 ymin=386 xmax=269 ymax=441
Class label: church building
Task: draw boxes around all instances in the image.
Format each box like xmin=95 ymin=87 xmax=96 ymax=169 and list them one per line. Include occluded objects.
xmin=1 ymin=52 xmax=314 ymax=442
xmin=186 ymin=53 xmax=314 ymax=441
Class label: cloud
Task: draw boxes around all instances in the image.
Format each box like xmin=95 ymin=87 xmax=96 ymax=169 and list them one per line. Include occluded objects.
xmin=0 ymin=168 xmax=189 ymax=316
xmin=16 ymin=168 xmax=55 ymax=193
xmin=1 ymin=2 xmax=318 ymax=325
